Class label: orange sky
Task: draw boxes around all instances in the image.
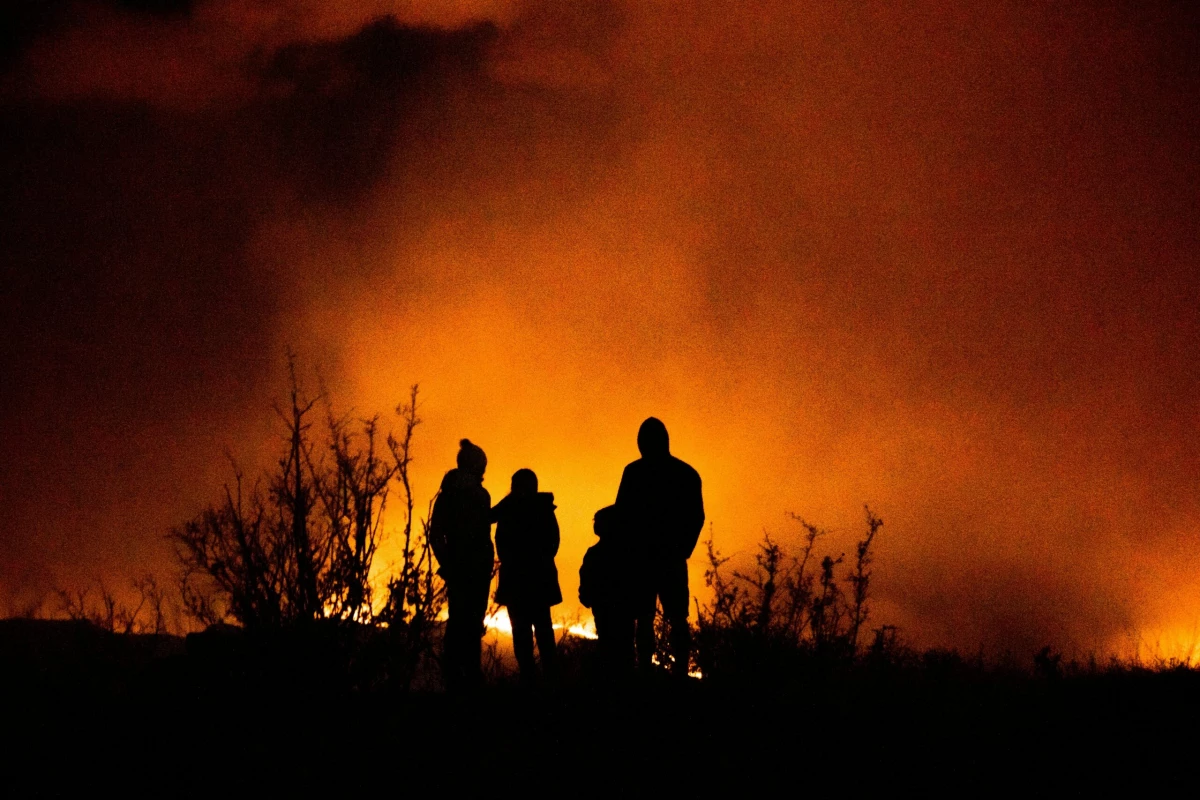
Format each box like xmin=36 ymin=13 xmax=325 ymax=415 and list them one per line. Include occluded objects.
xmin=2 ymin=0 xmax=1199 ymax=657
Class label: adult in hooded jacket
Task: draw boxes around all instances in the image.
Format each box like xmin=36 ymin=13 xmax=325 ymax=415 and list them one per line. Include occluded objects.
xmin=615 ymin=417 xmax=705 ymax=676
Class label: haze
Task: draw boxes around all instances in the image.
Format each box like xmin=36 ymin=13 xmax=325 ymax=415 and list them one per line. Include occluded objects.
xmin=2 ymin=0 xmax=1198 ymax=657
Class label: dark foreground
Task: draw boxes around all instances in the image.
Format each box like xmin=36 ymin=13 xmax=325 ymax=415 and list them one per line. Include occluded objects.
xmin=4 ymin=619 xmax=1198 ymax=795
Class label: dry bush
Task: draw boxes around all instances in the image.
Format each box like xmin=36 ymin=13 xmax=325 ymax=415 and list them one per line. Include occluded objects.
xmin=170 ymin=362 xmax=445 ymax=686
xmin=52 ymin=574 xmax=171 ymax=634
xmin=694 ymin=505 xmax=885 ymax=680
xmin=375 ymin=386 xmax=447 ymax=689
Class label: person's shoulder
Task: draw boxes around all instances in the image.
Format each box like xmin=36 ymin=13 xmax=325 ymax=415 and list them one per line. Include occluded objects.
xmin=621 ymin=458 xmax=648 ymax=477
xmin=584 ymin=539 xmax=610 ymax=559
xmin=669 ymin=455 xmax=700 ymax=480
xmin=617 ymin=461 xmax=637 ymax=491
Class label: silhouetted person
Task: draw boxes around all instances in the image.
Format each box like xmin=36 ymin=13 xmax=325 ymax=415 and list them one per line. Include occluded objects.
xmin=580 ymin=504 xmax=650 ymax=675
xmin=615 ymin=417 xmax=704 ymax=677
xmin=430 ymin=439 xmax=493 ymax=690
xmin=492 ymin=468 xmax=561 ymax=684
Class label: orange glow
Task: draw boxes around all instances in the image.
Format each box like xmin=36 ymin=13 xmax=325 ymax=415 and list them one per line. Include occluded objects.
xmin=479 ymin=608 xmax=598 ymax=641
xmin=4 ymin=1 xmax=1199 ymax=661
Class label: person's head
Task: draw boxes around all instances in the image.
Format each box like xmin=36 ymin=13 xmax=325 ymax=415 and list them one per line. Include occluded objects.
xmin=511 ymin=468 xmax=538 ymax=496
xmin=456 ymin=438 xmax=487 ymax=478
xmin=637 ymin=417 xmax=670 ymax=458
xmin=593 ymin=505 xmax=619 ymax=538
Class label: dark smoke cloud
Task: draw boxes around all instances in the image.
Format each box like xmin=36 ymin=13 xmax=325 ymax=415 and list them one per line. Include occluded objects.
xmin=2 ymin=1 xmax=1199 ymax=656
xmin=0 ymin=0 xmax=505 ymax=599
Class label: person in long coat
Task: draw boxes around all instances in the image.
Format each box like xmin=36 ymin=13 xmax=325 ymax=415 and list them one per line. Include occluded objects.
xmin=431 ymin=439 xmax=494 ymax=689
xmin=492 ymin=468 xmax=562 ymax=683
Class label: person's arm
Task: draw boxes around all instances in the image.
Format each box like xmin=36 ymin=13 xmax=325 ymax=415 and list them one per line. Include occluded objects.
xmin=578 ymin=549 xmax=595 ymax=608
xmin=494 ymin=521 xmax=510 ymax=563
xmin=476 ymin=488 xmax=495 ymax=561
xmin=488 ymin=494 xmax=505 ymax=527
xmin=547 ymin=509 xmax=560 ymax=557
xmin=615 ymin=463 xmax=634 ymax=508
xmin=683 ymin=472 xmax=706 ymax=559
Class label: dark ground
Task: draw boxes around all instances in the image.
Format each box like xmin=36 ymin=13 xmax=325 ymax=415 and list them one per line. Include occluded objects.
xmin=3 ymin=619 xmax=1197 ymax=796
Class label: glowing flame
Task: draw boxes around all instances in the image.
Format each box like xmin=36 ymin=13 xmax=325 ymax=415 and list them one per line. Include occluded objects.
xmin=479 ymin=609 xmax=700 ymax=676
xmin=480 ymin=609 xmax=599 ymax=640
xmin=648 ymin=655 xmax=703 ymax=680
xmin=561 ymin=622 xmax=599 ymax=640
xmin=484 ymin=609 xmax=513 ymax=635
xmin=1115 ymin=623 xmax=1200 ymax=666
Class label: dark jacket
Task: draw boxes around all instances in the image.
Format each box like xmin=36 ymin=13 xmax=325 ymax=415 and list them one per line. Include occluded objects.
xmin=579 ymin=540 xmax=619 ymax=611
xmin=492 ymin=492 xmax=562 ymax=608
xmin=430 ymin=468 xmax=493 ymax=582
xmin=579 ymin=506 xmax=651 ymax=613
xmin=579 ymin=539 xmax=654 ymax=614
xmin=615 ymin=454 xmax=705 ymax=562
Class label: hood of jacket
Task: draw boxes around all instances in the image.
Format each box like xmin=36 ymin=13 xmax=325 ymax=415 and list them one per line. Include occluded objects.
xmin=494 ymin=491 xmax=555 ymax=518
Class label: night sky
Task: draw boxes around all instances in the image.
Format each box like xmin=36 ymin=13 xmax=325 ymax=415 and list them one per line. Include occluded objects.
xmin=3 ymin=0 xmax=1199 ymax=656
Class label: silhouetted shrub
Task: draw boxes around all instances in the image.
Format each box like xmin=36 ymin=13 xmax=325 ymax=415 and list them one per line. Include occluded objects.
xmin=169 ymin=361 xmax=444 ymax=687
xmin=694 ymin=506 xmax=885 ymax=682
xmin=52 ymin=575 xmax=171 ymax=635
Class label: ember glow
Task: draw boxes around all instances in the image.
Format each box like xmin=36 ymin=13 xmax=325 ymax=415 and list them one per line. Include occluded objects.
xmin=478 ymin=608 xmax=597 ymax=641
xmin=2 ymin=1 xmax=1199 ymax=659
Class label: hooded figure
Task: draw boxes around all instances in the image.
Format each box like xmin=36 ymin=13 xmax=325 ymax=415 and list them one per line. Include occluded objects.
xmin=615 ymin=417 xmax=705 ymax=677
xmin=492 ymin=468 xmax=561 ymax=682
xmin=431 ymin=438 xmax=493 ymax=689
xmin=493 ymin=470 xmax=562 ymax=608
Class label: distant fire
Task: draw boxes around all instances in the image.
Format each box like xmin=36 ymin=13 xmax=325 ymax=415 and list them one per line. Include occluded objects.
xmin=482 ymin=609 xmax=700 ymax=677
xmin=483 ymin=608 xmax=598 ymax=640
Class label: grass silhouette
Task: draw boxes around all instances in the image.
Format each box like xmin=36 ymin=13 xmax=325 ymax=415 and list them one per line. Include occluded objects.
xmin=6 ymin=366 xmax=1200 ymax=793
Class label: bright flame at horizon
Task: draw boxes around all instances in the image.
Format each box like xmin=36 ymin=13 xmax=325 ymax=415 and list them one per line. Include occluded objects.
xmin=482 ymin=608 xmax=599 ymax=640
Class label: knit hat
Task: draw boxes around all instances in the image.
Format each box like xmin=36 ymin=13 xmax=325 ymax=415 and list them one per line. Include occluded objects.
xmin=456 ymin=438 xmax=487 ymax=476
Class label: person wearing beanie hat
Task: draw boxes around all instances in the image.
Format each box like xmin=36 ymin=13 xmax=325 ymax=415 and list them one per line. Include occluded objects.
xmin=456 ymin=438 xmax=487 ymax=476
xmin=429 ymin=438 xmax=494 ymax=689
